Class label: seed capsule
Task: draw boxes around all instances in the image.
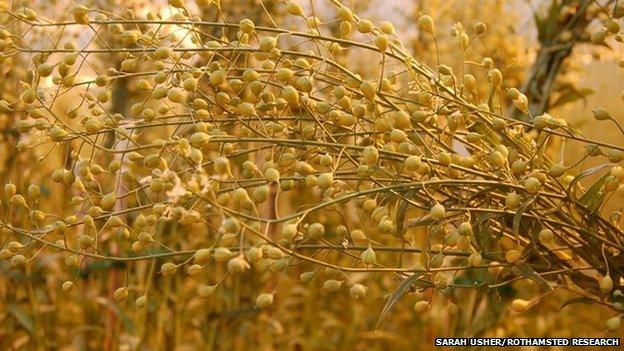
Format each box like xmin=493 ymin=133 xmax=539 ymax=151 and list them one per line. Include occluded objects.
xmin=606 ymin=316 xmax=621 ymax=331
xmin=600 ymin=275 xmax=614 ymax=293
xmin=62 ymin=281 xmax=74 ymax=292
xmin=414 ymin=300 xmax=430 ymax=313
xmin=349 ymin=284 xmax=367 ymax=299
xmin=113 ymin=287 xmax=128 ymax=302
xmin=161 ymin=262 xmax=177 ymax=276
xmin=538 ymin=229 xmax=553 ymax=243
xmin=198 ymin=284 xmax=216 ymax=298
xmin=418 ymin=15 xmax=434 ymax=34
xmin=505 ymin=249 xmax=522 ymax=263
xmin=361 ymin=245 xmax=377 ymax=265
xmin=511 ymin=299 xmax=530 ymax=312
xmin=135 ymin=295 xmax=147 ymax=308
xmin=323 ymin=279 xmax=343 ymax=292
xmin=252 ymin=292 xmax=274 ymax=309
xmin=362 ymin=146 xmax=379 ymax=164
xmin=429 ymin=203 xmax=445 ymax=220
xmin=227 ymin=255 xmax=250 ymax=274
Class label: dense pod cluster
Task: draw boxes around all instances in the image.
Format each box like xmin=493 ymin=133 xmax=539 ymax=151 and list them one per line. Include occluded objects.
xmin=1 ymin=0 xmax=624 ymax=333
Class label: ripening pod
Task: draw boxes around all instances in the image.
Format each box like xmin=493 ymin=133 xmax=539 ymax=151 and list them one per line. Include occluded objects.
xmin=418 ymin=15 xmax=434 ymax=35
xmin=607 ymin=316 xmax=621 ymax=331
xmin=113 ymin=287 xmax=128 ymax=302
xmin=489 ymin=151 xmax=506 ymax=168
xmin=160 ymin=262 xmax=177 ymax=276
xmin=214 ymin=247 xmax=233 ymax=263
xmin=538 ymin=228 xmax=554 ymax=243
xmin=77 ymin=234 xmax=94 ymax=249
xmin=523 ymin=177 xmax=541 ymax=194
xmin=190 ymin=132 xmax=210 ymax=147
xmin=510 ymin=299 xmax=531 ymax=313
xmin=548 ymin=163 xmax=566 ymax=177
xmin=429 ymin=203 xmax=445 ymax=220
xmin=167 ymin=88 xmax=186 ymax=104
xmin=362 ymin=146 xmax=379 ymax=164
xmin=360 ymin=81 xmax=376 ymax=100
xmin=252 ymin=185 xmax=270 ymax=203
xmin=600 ymin=275 xmax=614 ymax=293
xmin=8 ymin=252 xmax=28 ymax=268
xmin=374 ymin=35 xmax=389 ymax=52
xmin=21 ymin=88 xmax=37 ymax=104
xmin=227 ymin=255 xmax=250 ymax=274
xmin=414 ymin=300 xmax=430 ymax=313
xmin=72 ymin=5 xmax=89 ymax=24
xmin=361 ymin=245 xmax=376 ymax=265
xmin=239 ymin=18 xmax=255 ymax=34
xmin=356 ymin=19 xmax=374 ymax=33
xmin=349 ymin=284 xmax=367 ymax=299
xmin=259 ymin=36 xmax=277 ymax=52
xmin=61 ymin=281 xmax=74 ymax=292
xmin=135 ymin=295 xmax=147 ymax=309
xmin=468 ymin=253 xmax=482 ymax=266
xmin=255 ymin=292 xmax=274 ymax=308
xmin=591 ymin=27 xmax=608 ymax=44
xmin=286 ymin=1 xmax=304 ymax=16
xmin=505 ymin=249 xmax=522 ymax=263
xmin=593 ymin=108 xmax=611 ymax=121
xmin=511 ymin=159 xmax=528 ymax=175
xmin=487 ymin=68 xmax=502 ymax=87
xmin=168 ymin=0 xmax=185 ymax=8
xmin=389 ymin=129 xmax=407 ymax=143
xmin=193 ymin=248 xmax=211 ymax=265
xmin=323 ymin=279 xmax=343 ymax=293
xmin=100 ymin=192 xmax=117 ymax=211
xmin=282 ymin=223 xmax=299 ymax=241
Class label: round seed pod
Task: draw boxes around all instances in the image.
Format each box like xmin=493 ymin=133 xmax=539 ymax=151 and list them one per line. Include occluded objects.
xmin=506 ymin=192 xmax=521 ymax=209
xmin=239 ymin=19 xmax=255 ymax=34
xmin=197 ymin=284 xmax=216 ymax=298
xmin=214 ymin=247 xmax=233 ymax=262
xmin=600 ymin=275 xmax=614 ymax=293
xmin=360 ymin=81 xmax=376 ymax=100
xmin=458 ymin=222 xmax=473 ymax=236
xmin=505 ymin=249 xmax=522 ymax=263
xmin=350 ymin=284 xmax=367 ymax=299
xmin=227 ymin=255 xmax=250 ymax=274
xmin=256 ymin=293 xmax=274 ymax=308
xmin=350 ymin=229 xmax=367 ymax=244
xmin=253 ymin=185 xmax=270 ymax=203
xmin=62 ymin=281 xmax=74 ymax=292
xmin=511 ymin=299 xmax=530 ymax=312
xmin=11 ymin=254 xmax=27 ymax=267
xmin=418 ymin=15 xmax=434 ymax=34
xmin=362 ymin=146 xmax=379 ymax=164
xmin=607 ymin=316 xmax=621 ymax=331
xmin=429 ymin=203 xmax=445 ymax=220
xmin=374 ymin=35 xmax=389 ymax=52
xmin=194 ymin=248 xmax=211 ymax=265
xmin=361 ymin=245 xmax=377 ymax=265
xmin=113 ymin=287 xmax=128 ymax=302
xmin=468 ymin=253 xmax=482 ymax=266
xmin=538 ymin=229 xmax=554 ymax=243
xmin=286 ymin=1 xmax=304 ymax=16
xmin=161 ymin=262 xmax=177 ymax=276
xmin=380 ymin=21 xmax=395 ymax=35
xmin=357 ymin=19 xmax=373 ymax=33
xmin=308 ymin=223 xmax=325 ymax=238
xmin=282 ymin=223 xmax=298 ymax=241
xmin=259 ymin=36 xmax=277 ymax=52
xmin=135 ymin=295 xmax=147 ymax=308
xmin=523 ymin=177 xmax=541 ymax=194
xmin=414 ymin=300 xmax=430 ymax=313
xmin=264 ymin=168 xmax=280 ymax=183
xmin=323 ymin=279 xmax=343 ymax=293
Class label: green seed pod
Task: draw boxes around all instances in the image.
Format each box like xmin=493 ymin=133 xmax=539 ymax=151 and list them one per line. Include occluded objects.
xmin=607 ymin=316 xmax=621 ymax=331
xmin=458 ymin=222 xmax=473 ymax=236
xmin=593 ymin=108 xmax=611 ymax=121
xmin=307 ymin=223 xmax=325 ymax=238
xmin=600 ymin=275 xmax=614 ymax=293
xmin=100 ymin=192 xmax=117 ymax=211
xmin=523 ymin=177 xmax=541 ymax=194
xmin=282 ymin=223 xmax=298 ymax=241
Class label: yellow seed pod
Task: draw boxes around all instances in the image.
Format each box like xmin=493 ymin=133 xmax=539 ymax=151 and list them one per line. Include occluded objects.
xmin=349 ymin=284 xmax=367 ymax=299
xmin=511 ymin=299 xmax=530 ymax=312
xmin=286 ymin=1 xmax=304 ymax=16
xmin=337 ymin=6 xmax=354 ymax=22
xmin=160 ymin=262 xmax=177 ymax=276
xmin=238 ymin=102 xmax=256 ymax=116
xmin=404 ymin=155 xmax=421 ymax=172
xmin=505 ymin=249 xmax=522 ymax=263
xmin=72 ymin=5 xmax=89 ymax=24
xmin=227 ymin=255 xmax=250 ymax=274
xmin=62 ymin=281 xmax=74 ymax=292
xmin=323 ymin=279 xmax=343 ymax=293
xmin=600 ymin=275 xmax=614 ymax=293
xmin=21 ymin=88 xmax=37 ymax=104
xmin=182 ymin=77 xmax=198 ymax=92
xmin=361 ymin=245 xmax=376 ymax=265
xmin=11 ymin=254 xmax=27 ymax=267
xmin=190 ymin=132 xmax=210 ymax=147
xmin=607 ymin=316 xmax=621 ymax=331
xmin=357 ymin=19 xmax=374 ymax=33
xmin=390 ymin=129 xmax=407 ymax=143
xmin=360 ymin=80 xmax=376 ymax=100
xmin=168 ymin=0 xmax=186 ymax=8
xmin=77 ymin=234 xmax=94 ymax=249
xmin=374 ymin=35 xmax=389 ymax=52
xmin=538 ymin=228 xmax=553 ymax=243
xmin=193 ymin=248 xmax=211 ymax=265
xmin=282 ymin=86 xmax=299 ymax=106
xmin=414 ymin=300 xmax=430 ymax=313
xmin=380 ymin=21 xmax=395 ymax=35
xmin=214 ymin=247 xmax=233 ymax=262
xmin=487 ymin=68 xmax=502 ymax=87
xmin=429 ymin=203 xmax=445 ymax=220
xmin=350 ymin=229 xmax=367 ymax=244
xmin=100 ymin=192 xmax=117 ymax=211
xmin=113 ymin=287 xmax=128 ymax=302
xmin=591 ymin=27 xmax=608 ymax=44
xmin=256 ymin=293 xmax=274 ymax=308
xmin=468 ymin=253 xmax=482 ymax=266
xmin=489 ymin=151 xmax=506 ymax=168
xmin=317 ymin=172 xmax=333 ymax=189
xmin=593 ymin=108 xmax=611 ymax=121
xmin=282 ymin=223 xmax=298 ymax=241
xmin=239 ymin=19 xmax=255 ymax=34
xmin=135 ymin=295 xmax=147 ymax=308
xmin=418 ymin=15 xmax=435 ymax=35
xmin=259 ymin=36 xmax=277 ymax=52
xmin=523 ymin=177 xmax=541 ymax=194
xmin=362 ymin=146 xmax=379 ymax=164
